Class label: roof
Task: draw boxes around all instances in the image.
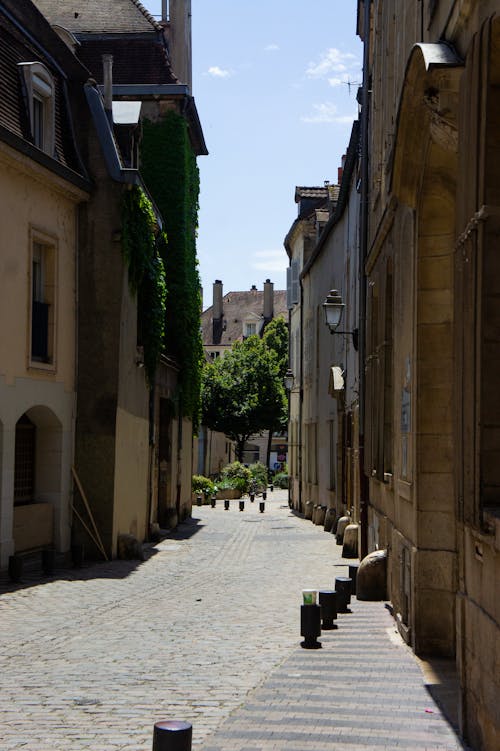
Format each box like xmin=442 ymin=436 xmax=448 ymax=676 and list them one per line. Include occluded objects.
xmin=31 ymin=0 xmax=161 ymax=34
xmin=201 ymin=289 xmax=288 ymax=348
xmin=76 ymin=37 xmax=176 ymax=85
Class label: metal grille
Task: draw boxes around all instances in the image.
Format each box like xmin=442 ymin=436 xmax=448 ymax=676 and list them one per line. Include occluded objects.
xmin=14 ymin=416 xmax=35 ymax=504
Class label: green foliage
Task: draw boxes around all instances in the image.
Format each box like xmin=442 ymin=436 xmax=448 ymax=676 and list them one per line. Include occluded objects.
xmin=121 ymin=186 xmax=166 ymax=385
xmin=249 ymin=462 xmax=268 ymax=490
xmin=262 ymin=316 xmax=289 ymax=379
xmin=201 ymin=335 xmax=288 ymax=460
xmin=140 ymin=111 xmax=203 ymax=427
xmin=192 ymin=475 xmax=215 ymax=497
xmin=221 ymin=461 xmax=252 ymax=490
xmin=273 ymin=472 xmax=289 ymax=489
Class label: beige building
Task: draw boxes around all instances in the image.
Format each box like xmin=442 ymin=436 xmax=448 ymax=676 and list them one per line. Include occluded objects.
xmin=0 ymin=1 xmax=91 ymax=568
xmin=358 ymin=1 xmax=500 ymax=748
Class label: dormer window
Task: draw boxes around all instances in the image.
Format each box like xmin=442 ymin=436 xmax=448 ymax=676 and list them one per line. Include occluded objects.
xmin=18 ymin=62 xmax=55 ymax=156
xmin=245 ymin=322 xmax=257 ymax=337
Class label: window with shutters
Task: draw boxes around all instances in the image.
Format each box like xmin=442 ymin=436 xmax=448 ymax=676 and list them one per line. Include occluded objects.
xmin=18 ymin=62 xmax=55 ymax=156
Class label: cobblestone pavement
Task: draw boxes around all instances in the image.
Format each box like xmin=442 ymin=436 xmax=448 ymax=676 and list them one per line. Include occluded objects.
xmin=0 ymin=491 xmax=466 ymax=751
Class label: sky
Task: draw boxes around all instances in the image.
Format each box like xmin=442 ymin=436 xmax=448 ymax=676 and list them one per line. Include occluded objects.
xmin=145 ymin=1 xmax=362 ymax=308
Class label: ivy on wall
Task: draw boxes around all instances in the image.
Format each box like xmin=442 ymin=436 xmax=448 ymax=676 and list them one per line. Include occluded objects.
xmin=121 ymin=185 xmax=167 ymax=386
xmin=140 ymin=110 xmax=204 ymax=429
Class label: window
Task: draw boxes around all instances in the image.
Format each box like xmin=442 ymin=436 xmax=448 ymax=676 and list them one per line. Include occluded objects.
xmin=18 ymin=62 xmax=55 ymax=156
xmin=244 ymin=322 xmax=257 ymax=337
xmin=30 ymin=232 xmax=57 ymax=366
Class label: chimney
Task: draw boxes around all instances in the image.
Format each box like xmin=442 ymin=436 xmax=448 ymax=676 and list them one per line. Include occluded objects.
xmin=212 ymin=280 xmax=223 ymax=320
xmin=263 ymin=279 xmax=274 ymax=320
xmin=102 ymin=54 xmax=113 ymax=123
xmin=167 ymin=0 xmax=192 ymax=92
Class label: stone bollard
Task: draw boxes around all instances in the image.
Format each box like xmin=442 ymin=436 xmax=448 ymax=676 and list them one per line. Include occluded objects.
xmin=348 ymin=563 xmax=359 ymax=596
xmin=335 ymin=515 xmax=351 ymax=545
xmin=319 ymin=590 xmax=338 ymax=629
xmin=324 ymin=507 xmax=336 ymax=533
xmin=259 ymin=501 xmax=265 ymax=513
xmin=315 ymin=505 xmax=327 ymax=526
xmin=300 ymin=605 xmax=322 ymax=649
xmin=335 ymin=576 xmax=352 ymax=613
xmin=224 ymin=499 xmax=230 ymax=510
xmin=342 ymin=523 xmax=359 ymax=558
xmin=304 ymin=500 xmax=314 ymax=520
xmin=153 ymin=720 xmax=192 ymax=751
xmin=356 ymin=550 xmax=387 ymax=601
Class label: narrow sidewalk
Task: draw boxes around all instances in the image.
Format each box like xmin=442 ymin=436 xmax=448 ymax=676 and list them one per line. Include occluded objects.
xmin=200 ymin=585 xmax=468 ymax=751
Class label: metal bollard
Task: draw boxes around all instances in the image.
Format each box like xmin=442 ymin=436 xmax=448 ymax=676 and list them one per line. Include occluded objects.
xmin=250 ymin=493 xmax=255 ymax=502
xmin=259 ymin=501 xmax=265 ymax=513
xmin=210 ymin=496 xmax=216 ymax=508
xmin=335 ymin=576 xmax=352 ymax=613
xmin=239 ymin=500 xmax=245 ymax=511
xmin=262 ymin=491 xmax=267 ymax=500
xmin=196 ymin=495 xmax=202 ymax=507
xmin=318 ymin=590 xmax=338 ymax=629
xmin=153 ymin=720 xmax=192 ymax=751
xmin=224 ymin=499 xmax=230 ymax=510
xmin=348 ymin=563 xmax=359 ymax=596
xmin=300 ymin=604 xmax=322 ymax=648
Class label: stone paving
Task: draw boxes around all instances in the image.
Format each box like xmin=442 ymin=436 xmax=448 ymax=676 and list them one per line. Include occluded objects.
xmin=0 ymin=490 xmax=467 ymax=750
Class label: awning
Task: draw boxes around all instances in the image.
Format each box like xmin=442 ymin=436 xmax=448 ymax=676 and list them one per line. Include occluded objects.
xmin=328 ymin=366 xmax=344 ymax=396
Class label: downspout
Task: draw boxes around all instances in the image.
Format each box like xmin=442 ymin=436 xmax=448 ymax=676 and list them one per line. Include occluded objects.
xmin=298 ymin=277 xmax=304 ymax=513
xmin=359 ymin=0 xmax=371 ymax=559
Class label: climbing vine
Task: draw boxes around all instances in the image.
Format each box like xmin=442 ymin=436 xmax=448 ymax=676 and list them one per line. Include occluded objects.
xmin=140 ymin=110 xmax=204 ymax=429
xmin=121 ymin=185 xmax=167 ymax=386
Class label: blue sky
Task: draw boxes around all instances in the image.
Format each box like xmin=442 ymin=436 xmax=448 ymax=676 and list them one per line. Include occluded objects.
xmin=146 ymin=1 xmax=362 ymax=308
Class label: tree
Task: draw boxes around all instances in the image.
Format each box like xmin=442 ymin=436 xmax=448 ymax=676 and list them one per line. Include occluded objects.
xmin=201 ymin=334 xmax=288 ymax=461
xmin=262 ymin=316 xmax=289 ymax=468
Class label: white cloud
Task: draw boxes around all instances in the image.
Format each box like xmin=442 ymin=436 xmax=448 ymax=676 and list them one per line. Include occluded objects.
xmin=265 ymin=43 xmax=280 ymax=52
xmin=328 ymin=73 xmax=351 ymax=88
xmin=205 ymin=66 xmax=232 ymax=78
xmin=252 ymin=250 xmax=287 ymax=273
xmin=301 ymin=102 xmax=356 ymax=125
xmin=306 ymin=48 xmax=357 ymax=78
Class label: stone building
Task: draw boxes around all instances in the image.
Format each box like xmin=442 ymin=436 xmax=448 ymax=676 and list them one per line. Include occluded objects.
xmin=0 ymin=0 xmax=91 ymax=568
xmin=198 ymin=279 xmax=288 ymax=474
xmin=358 ymin=1 xmax=500 ymax=748
xmin=285 ymin=128 xmax=361 ymax=533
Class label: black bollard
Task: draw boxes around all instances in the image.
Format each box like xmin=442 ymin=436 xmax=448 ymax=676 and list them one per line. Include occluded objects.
xmin=262 ymin=491 xmax=267 ymax=500
xmin=259 ymin=501 xmax=265 ymax=513
xmin=250 ymin=493 xmax=255 ymax=502
xmin=348 ymin=563 xmax=359 ymax=596
xmin=210 ymin=496 xmax=216 ymax=508
xmin=196 ymin=495 xmax=202 ymax=507
xmin=335 ymin=576 xmax=352 ymax=613
xmin=224 ymin=499 xmax=230 ymax=510
xmin=300 ymin=604 xmax=322 ymax=648
xmin=270 ymin=484 xmax=274 ymax=492
xmin=153 ymin=720 xmax=192 ymax=751
xmin=319 ymin=590 xmax=338 ymax=629
xmin=239 ymin=500 xmax=245 ymax=511
xmin=8 ymin=554 xmax=23 ymax=583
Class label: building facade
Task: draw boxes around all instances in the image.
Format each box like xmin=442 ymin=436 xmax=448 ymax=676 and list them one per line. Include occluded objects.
xmin=358 ymin=2 xmax=500 ymax=748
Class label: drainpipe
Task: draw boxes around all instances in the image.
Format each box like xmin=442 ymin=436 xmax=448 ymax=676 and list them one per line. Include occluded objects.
xmin=298 ymin=277 xmax=304 ymax=513
xmin=102 ymin=54 xmax=113 ymax=125
xmin=358 ymin=0 xmax=371 ymax=560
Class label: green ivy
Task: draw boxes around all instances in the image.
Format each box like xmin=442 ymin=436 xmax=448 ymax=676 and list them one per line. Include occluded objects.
xmin=121 ymin=186 xmax=167 ymax=385
xmin=140 ymin=111 xmax=203 ymax=429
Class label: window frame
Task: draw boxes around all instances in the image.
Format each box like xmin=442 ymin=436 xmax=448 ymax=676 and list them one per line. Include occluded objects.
xmin=18 ymin=62 xmax=56 ymax=156
xmin=28 ymin=228 xmax=58 ymax=371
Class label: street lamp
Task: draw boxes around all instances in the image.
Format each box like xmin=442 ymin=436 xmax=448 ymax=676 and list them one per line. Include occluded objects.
xmin=322 ymin=289 xmax=358 ymax=350
xmin=284 ymin=368 xmax=294 ymax=391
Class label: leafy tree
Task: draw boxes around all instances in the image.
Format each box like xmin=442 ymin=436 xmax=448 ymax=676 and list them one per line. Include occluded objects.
xmin=262 ymin=316 xmax=289 ymax=467
xmin=201 ymin=334 xmax=287 ymax=461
